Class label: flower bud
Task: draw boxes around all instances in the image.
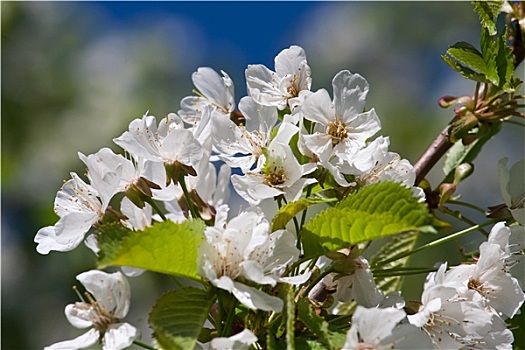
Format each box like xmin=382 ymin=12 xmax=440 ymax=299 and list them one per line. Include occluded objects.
xmin=438 ymin=183 xmax=456 ymax=208
xmin=453 ymin=163 xmax=474 ymax=185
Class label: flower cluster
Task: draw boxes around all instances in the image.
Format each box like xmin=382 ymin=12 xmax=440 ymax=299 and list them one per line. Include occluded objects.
xmin=35 ymin=44 xmax=524 ymax=350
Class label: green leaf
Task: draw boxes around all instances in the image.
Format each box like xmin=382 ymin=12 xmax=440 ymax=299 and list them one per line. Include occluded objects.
xmin=495 ymin=29 xmax=515 ymax=91
xmin=473 ymin=0 xmax=503 ymax=36
xmin=301 ymin=182 xmax=433 ymax=258
xmin=370 ymin=232 xmax=420 ymax=292
xmin=441 ymin=54 xmax=488 ymax=83
xmin=97 ymin=219 xmax=205 ymax=279
xmin=446 ymin=42 xmax=488 ymax=75
xmin=271 ymin=197 xmax=334 ymax=231
xmin=149 ymin=287 xmax=215 ymax=350
xmin=443 ymin=123 xmax=502 ymax=182
xmin=297 ymin=299 xmax=346 ymax=349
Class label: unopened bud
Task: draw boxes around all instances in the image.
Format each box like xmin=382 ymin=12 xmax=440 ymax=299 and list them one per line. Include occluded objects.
xmin=453 ymin=163 xmax=474 ymax=185
xmin=438 ymin=183 xmax=456 ymax=208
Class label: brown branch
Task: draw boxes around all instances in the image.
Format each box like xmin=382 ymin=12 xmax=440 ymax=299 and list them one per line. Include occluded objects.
xmin=413 ymin=121 xmax=454 ymax=185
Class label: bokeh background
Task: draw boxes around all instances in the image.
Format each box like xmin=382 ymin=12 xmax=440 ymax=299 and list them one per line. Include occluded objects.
xmin=2 ymin=2 xmax=523 ymax=348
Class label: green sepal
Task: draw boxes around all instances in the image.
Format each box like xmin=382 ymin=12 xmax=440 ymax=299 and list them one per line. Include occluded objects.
xmin=149 ymin=287 xmax=216 ymax=350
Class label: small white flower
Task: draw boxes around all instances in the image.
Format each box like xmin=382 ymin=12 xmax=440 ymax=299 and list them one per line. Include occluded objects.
xmin=113 ymin=112 xmax=203 ymax=181
xmin=445 ymin=242 xmax=525 ymax=318
xmin=409 ymin=264 xmax=494 ymax=349
xmin=301 ymin=70 xmax=381 ymax=165
xmin=35 ymin=172 xmax=109 ymax=254
xmin=231 ymin=122 xmax=316 ymax=205
xmin=246 ymin=45 xmax=312 ymax=110
xmin=498 ymin=158 xmax=525 ymax=225
xmin=213 ymin=96 xmax=277 ymax=172
xmin=179 ymin=67 xmax=235 ymax=124
xmin=198 ymin=209 xmax=308 ymax=312
xmin=45 ymin=270 xmax=137 ymax=350
xmin=343 ymin=306 xmax=432 ymax=349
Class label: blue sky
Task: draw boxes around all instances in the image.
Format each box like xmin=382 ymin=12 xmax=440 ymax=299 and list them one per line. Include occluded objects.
xmin=93 ymin=1 xmax=322 ymax=67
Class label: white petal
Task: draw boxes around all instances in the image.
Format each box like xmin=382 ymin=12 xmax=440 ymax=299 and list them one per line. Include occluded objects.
xmin=332 ymin=70 xmax=369 ymax=118
xmin=65 ymin=304 xmax=94 ymax=329
xmin=352 ymin=306 xmax=406 ymax=345
xmin=102 ymin=323 xmax=138 ymax=350
xmin=76 ymin=270 xmax=131 ymax=319
xmin=231 ymin=174 xmax=283 ymax=206
xmin=179 ymin=95 xmax=209 ymax=124
xmin=408 ymin=298 xmax=441 ymax=327
xmin=246 ymin=64 xmax=287 ymax=109
xmin=121 ymin=266 xmax=146 ymax=277
xmin=45 ymin=329 xmax=99 ymax=350
xmin=211 ymin=329 xmax=257 ymax=350
xmin=231 ymin=281 xmax=283 ymax=312
xmin=241 ymin=260 xmax=278 ymax=286
xmin=274 ymin=46 xmax=308 ymax=80
xmin=239 ymin=96 xmax=278 ymax=136
xmin=302 ymin=133 xmax=333 ymax=163
xmin=160 ymin=129 xmax=203 ymax=166
xmin=192 ymin=67 xmax=234 ymax=113
xmin=34 ymin=226 xmax=70 ymax=254
xmin=301 ymin=88 xmax=335 ymax=125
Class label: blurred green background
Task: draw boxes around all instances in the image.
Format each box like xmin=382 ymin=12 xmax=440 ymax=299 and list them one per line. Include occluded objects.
xmin=2 ymin=2 xmax=523 ymax=348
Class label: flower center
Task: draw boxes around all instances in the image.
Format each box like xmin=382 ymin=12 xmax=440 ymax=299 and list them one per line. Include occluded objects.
xmin=326 ymin=120 xmax=348 ymax=144
xmin=73 ymin=286 xmax=119 ymax=336
xmin=286 ymin=75 xmax=300 ymax=97
xmin=263 ymin=169 xmax=287 ymax=186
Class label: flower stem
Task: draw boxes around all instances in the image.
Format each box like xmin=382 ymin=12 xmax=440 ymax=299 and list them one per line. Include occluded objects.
xmin=441 ymin=206 xmax=489 ymax=237
xmin=144 ymin=197 xmax=167 ymax=221
xmin=374 ymin=220 xmax=496 ymax=267
xmin=447 ymin=199 xmax=487 ymax=214
xmin=372 ymin=266 xmax=438 ymax=277
xmin=133 ymin=340 xmax=157 ymax=350
xmin=178 ymin=174 xmax=201 ymax=220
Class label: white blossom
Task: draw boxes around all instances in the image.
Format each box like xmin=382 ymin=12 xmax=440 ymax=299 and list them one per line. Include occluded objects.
xmin=35 ymin=172 xmax=110 ymax=254
xmin=301 ymin=70 xmax=381 ymax=165
xmin=231 ymin=122 xmax=316 ymax=205
xmin=113 ymin=112 xmax=203 ymax=181
xmin=179 ymin=67 xmax=235 ymax=124
xmin=198 ymin=209 xmax=309 ymax=312
xmin=213 ymin=96 xmax=277 ymax=172
xmin=246 ymin=45 xmax=311 ymax=110
xmin=45 ymin=270 xmax=137 ymax=350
